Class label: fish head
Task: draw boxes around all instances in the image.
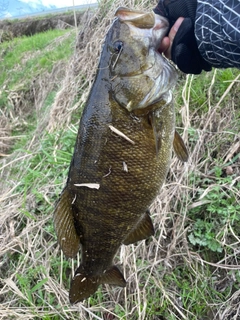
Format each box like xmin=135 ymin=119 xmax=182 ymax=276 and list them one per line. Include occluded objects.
xmin=107 ymin=7 xmax=177 ymax=113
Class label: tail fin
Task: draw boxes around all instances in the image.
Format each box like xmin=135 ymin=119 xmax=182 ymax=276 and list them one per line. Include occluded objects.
xmin=69 ymin=265 xmax=126 ymax=304
xmin=69 ymin=272 xmax=100 ymax=304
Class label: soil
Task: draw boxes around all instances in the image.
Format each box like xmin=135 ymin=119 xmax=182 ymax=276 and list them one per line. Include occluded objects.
xmin=0 ymin=11 xmax=85 ymax=41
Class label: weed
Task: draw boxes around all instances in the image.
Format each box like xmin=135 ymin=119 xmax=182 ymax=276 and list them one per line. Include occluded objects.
xmin=188 ymin=169 xmax=240 ymax=253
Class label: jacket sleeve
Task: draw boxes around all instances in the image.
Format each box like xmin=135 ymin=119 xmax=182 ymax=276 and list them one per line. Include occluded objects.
xmin=195 ymin=0 xmax=240 ymax=69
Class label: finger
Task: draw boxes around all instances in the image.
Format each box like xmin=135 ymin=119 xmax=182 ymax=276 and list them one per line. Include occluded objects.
xmin=158 ymin=37 xmax=170 ymax=54
xmin=165 ymin=17 xmax=184 ymax=59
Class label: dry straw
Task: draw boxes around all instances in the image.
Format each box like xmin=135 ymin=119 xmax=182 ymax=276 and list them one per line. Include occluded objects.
xmin=0 ymin=0 xmax=240 ymax=319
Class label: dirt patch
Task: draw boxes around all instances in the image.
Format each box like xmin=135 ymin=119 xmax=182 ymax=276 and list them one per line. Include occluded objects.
xmin=0 ymin=11 xmax=85 ymax=41
xmin=0 ymin=115 xmax=11 ymax=156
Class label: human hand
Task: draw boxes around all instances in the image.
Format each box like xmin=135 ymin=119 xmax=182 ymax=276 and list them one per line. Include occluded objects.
xmin=158 ymin=17 xmax=184 ymax=60
xmin=154 ymin=0 xmax=212 ymax=74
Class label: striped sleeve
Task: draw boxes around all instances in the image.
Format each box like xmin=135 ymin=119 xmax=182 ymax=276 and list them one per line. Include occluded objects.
xmin=195 ymin=0 xmax=240 ymax=68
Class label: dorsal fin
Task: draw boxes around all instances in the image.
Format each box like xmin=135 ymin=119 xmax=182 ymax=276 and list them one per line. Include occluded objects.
xmin=123 ymin=210 xmax=154 ymax=245
xmin=53 ymin=188 xmax=80 ymax=258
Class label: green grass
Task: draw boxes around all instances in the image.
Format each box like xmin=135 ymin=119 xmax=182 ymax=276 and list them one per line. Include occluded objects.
xmin=0 ymin=28 xmax=75 ymax=90
xmin=187 ymin=167 xmax=240 ymax=253
xmin=174 ymin=68 xmax=240 ymax=117
xmin=10 ymin=128 xmax=75 ymax=220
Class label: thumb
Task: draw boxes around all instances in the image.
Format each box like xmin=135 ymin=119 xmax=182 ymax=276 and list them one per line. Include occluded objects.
xmin=165 ymin=17 xmax=184 ymax=59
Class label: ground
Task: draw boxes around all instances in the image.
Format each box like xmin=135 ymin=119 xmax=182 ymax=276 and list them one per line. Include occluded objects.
xmin=0 ymin=1 xmax=240 ymax=319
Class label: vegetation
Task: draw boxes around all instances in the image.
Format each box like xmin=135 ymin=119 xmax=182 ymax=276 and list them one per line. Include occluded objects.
xmin=0 ymin=1 xmax=239 ymax=319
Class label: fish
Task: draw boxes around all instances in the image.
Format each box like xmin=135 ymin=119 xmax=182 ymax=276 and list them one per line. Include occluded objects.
xmin=53 ymin=7 xmax=188 ymax=304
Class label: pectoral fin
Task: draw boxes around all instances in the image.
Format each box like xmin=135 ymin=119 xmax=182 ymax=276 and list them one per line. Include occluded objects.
xmin=173 ymin=130 xmax=189 ymax=162
xmin=53 ymin=188 xmax=80 ymax=258
xmin=123 ymin=210 xmax=154 ymax=245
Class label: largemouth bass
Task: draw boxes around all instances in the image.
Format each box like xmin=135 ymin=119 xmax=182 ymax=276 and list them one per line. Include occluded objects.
xmin=54 ymin=7 xmax=188 ymax=304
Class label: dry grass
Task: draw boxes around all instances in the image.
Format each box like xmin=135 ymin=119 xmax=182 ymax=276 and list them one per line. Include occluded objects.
xmin=0 ymin=1 xmax=240 ymax=319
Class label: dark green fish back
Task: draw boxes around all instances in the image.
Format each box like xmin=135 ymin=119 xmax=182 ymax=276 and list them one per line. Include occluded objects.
xmin=53 ymin=8 xmax=179 ymax=304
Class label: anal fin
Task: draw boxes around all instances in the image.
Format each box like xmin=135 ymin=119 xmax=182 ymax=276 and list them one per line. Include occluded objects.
xmin=123 ymin=210 xmax=154 ymax=245
xmin=53 ymin=188 xmax=80 ymax=258
xmin=101 ymin=266 xmax=126 ymax=287
xmin=173 ymin=130 xmax=189 ymax=162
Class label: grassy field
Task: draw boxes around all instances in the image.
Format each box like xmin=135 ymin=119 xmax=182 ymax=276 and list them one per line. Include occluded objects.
xmin=0 ymin=1 xmax=239 ymax=319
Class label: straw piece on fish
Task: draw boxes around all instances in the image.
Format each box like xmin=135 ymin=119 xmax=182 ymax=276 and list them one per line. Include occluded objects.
xmin=74 ymin=183 xmax=100 ymax=189
xmin=123 ymin=161 xmax=128 ymax=172
xmin=103 ymin=166 xmax=111 ymax=178
xmin=109 ymin=125 xmax=135 ymax=145
xmin=72 ymin=194 xmax=77 ymax=204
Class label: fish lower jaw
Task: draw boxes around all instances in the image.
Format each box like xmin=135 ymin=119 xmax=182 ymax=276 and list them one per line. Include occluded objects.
xmin=139 ymin=89 xmax=172 ymax=110
xmin=125 ymin=91 xmax=172 ymax=114
xmin=138 ymin=64 xmax=177 ymax=109
xmin=125 ymin=62 xmax=176 ymax=112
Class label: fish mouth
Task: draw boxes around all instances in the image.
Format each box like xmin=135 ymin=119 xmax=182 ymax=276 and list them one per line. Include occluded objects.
xmin=142 ymin=14 xmax=176 ymax=109
xmin=113 ymin=8 xmax=177 ymax=112
xmin=115 ymin=7 xmax=169 ymax=46
xmin=114 ymin=8 xmax=170 ymax=77
xmin=136 ymin=51 xmax=177 ymax=111
xmin=152 ymin=14 xmax=169 ymax=46
xmin=115 ymin=7 xmax=169 ymax=30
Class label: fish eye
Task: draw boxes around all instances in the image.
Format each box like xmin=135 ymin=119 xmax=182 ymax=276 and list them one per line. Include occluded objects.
xmin=113 ymin=41 xmax=123 ymax=54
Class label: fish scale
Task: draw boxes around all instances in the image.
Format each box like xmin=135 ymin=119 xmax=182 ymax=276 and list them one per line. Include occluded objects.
xmin=53 ymin=7 xmax=188 ymax=304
